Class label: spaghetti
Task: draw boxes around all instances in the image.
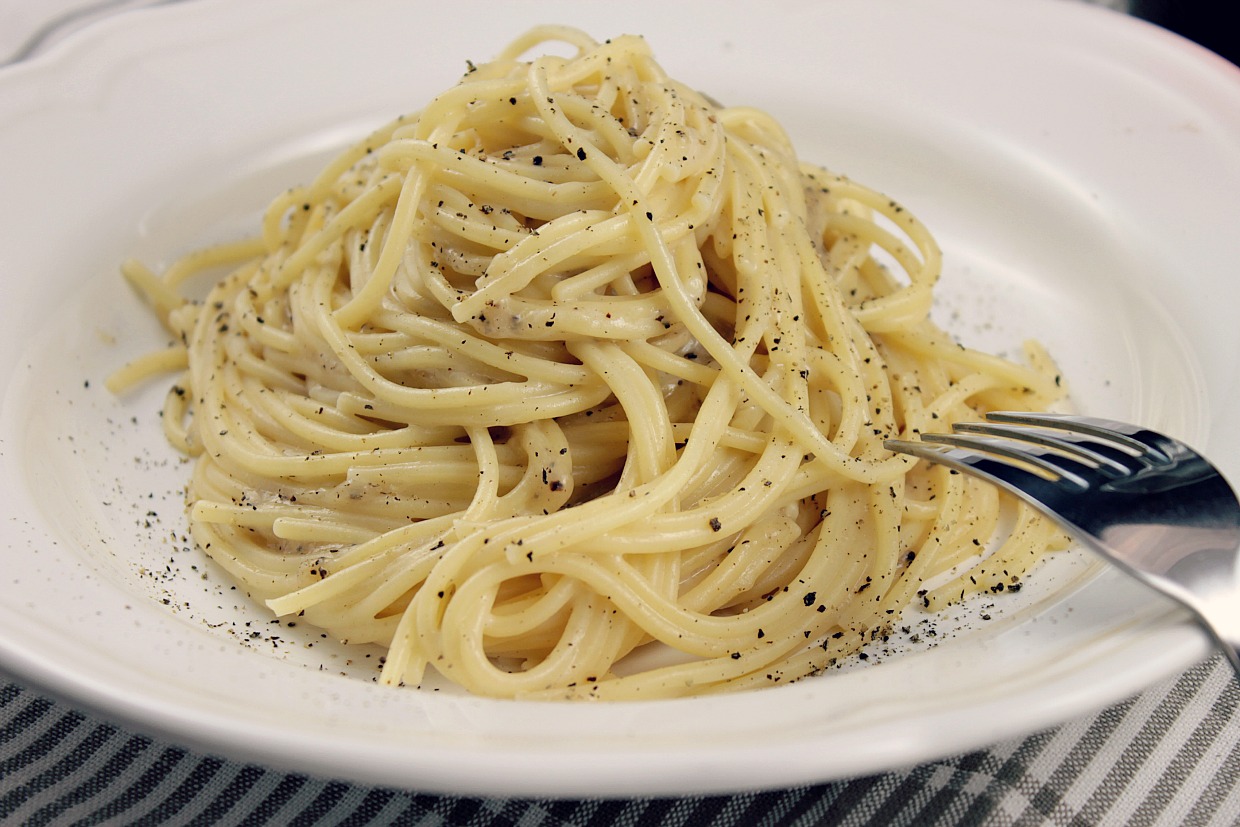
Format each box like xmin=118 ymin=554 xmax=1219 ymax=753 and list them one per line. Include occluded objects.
xmin=112 ymin=26 xmax=1065 ymax=699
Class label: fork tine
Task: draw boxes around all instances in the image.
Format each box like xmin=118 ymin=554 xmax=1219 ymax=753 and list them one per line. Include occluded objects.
xmin=951 ymin=420 xmax=1139 ymax=476
xmin=917 ymin=432 xmax=1094 ymax=489
xmin=877 ymin=436 xmax=1091 ymax=528
xmin=883 ymin=437 xmax=1085 ymax=515
xmin=982 ymin=412 xmax=1174 ymax=462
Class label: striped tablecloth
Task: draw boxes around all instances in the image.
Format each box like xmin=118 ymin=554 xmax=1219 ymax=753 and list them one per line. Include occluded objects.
xmin=3 ymin=656 xmax=1238 ymax=825
xmin=3 ymin=2 xmax=1239 ymax=825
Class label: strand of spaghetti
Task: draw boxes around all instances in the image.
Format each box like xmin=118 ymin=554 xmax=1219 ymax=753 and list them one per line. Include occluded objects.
xmin=620 ymin=339 xmax=720 ymax=387
xmin=365 ymin=312 xmax=594 ymax=385
xmin=162 ymin=237 xmax=268 ymax=291
xmin=269 ymin=174 xmax=403 ymax=291
xmin=378 ymin=139 xmax=616 ymax=218
xmin=332 ymin=166 xmax=429 ymax=327
xmin=159 ymin=371 xmax=194 ymax=453
xmin=265 ymin=516 xmax=461 ymax=617
xmin=119 ymin=258 xmax=182 ymax=325
xmin=105 ymin=345 xmax=186 ymax=393
xmin=571 ymin=341 xmax=676 ymax=488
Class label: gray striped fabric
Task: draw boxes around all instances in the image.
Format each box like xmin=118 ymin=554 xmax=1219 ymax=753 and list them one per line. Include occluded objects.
xmin=2 ymin=656 xmax=1237 ymax=826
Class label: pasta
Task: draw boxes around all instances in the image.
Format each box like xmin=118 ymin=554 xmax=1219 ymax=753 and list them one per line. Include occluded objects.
xmin=112 ymin=26 xmax=1066 ymax=699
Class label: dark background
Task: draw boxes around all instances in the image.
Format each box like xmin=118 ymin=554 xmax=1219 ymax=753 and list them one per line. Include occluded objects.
xmin=1130 ymin=1 xmax=1239 ymax=65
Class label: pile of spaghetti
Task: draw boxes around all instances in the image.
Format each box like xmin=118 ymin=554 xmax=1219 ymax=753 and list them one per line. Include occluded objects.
xmin=112 ymin=26 xmax=1065 ymax=699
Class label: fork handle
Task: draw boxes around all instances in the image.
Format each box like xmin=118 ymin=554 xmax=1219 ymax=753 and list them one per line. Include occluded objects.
xmin=1206 ymin=626 xmax=1240 ymax=678
xmin=1182 ymin=590 xmax=1240 ymax=679
xmin=1204 ymin=625 xmax=1240 ymax=677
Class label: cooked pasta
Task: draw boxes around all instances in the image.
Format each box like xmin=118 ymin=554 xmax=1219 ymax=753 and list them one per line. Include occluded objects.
xmin=111 ymin=26 xmax=1066 ymax=699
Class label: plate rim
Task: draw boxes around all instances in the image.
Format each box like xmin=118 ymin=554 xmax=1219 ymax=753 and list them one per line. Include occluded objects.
xmin=0 ymin=0 xmax=1236 ymax=797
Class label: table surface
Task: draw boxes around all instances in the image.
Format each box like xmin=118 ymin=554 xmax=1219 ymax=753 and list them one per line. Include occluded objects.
xmin=2 ymin=2 xmax=1238 ymax=825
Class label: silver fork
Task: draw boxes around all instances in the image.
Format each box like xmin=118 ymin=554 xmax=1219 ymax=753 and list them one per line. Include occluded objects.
xmin=885 ymin=412 xmax=1240 ymax=677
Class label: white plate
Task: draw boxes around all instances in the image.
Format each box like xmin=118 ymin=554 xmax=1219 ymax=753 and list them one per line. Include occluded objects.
xmin=2 ymin=0 xmax=1239 ymax=798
